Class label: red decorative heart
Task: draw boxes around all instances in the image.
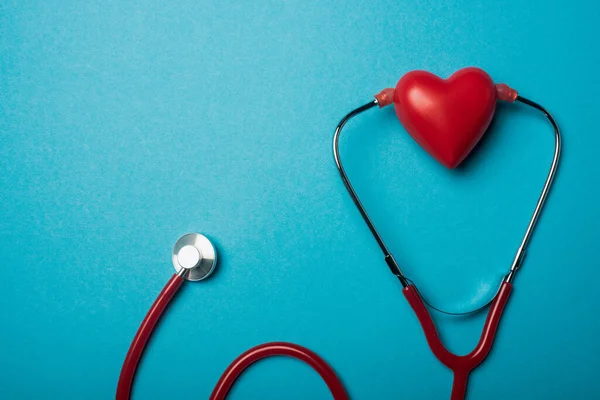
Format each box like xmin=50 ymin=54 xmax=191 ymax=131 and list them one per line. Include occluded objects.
xmin=392 ymin=68 xmax=498 ymax=169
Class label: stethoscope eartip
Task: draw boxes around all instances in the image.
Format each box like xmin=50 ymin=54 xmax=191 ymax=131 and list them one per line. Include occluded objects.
xmin=172 ymin=233 xmax=217 ymax=281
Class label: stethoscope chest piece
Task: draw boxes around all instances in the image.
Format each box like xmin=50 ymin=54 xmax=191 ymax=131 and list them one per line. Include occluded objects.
xmin=172 ymin=233 xmax=217 ymax=281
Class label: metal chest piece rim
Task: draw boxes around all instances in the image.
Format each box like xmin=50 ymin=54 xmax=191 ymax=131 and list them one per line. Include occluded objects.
xmin=172 ymin=233 xmax=217 ymax=281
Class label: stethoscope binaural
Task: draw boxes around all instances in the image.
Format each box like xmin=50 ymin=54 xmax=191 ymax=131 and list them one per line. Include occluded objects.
xmin=117 ymin=67 xmax=561 ymax=400
xmin=333 ymin=68 xmax=561 ymax=400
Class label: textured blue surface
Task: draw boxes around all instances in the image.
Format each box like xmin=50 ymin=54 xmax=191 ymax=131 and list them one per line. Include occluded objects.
xmin=1 ymin=1 xmax=599 ymax=399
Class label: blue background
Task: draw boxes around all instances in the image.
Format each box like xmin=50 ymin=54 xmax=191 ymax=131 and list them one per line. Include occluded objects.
xmin=1 ymin=1 xmax=599 ymax=399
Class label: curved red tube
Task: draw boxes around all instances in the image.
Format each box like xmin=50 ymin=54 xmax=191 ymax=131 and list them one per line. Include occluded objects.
xmin=116 ymin=274 xmax=184 ymax=400
xmin=116 ymin=276 xmax=347 ymax=400
xmin=403 ymin=282 xmax=512 ymax=400
xmin=210 ymin=342 xmax=349 ymax=400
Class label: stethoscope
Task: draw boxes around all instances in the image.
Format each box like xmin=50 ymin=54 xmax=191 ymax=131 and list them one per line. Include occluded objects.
xmin=116 ymin=233 xmax=349 ymax=400
xmin=117 ymin=67 xmax=561 ymax=400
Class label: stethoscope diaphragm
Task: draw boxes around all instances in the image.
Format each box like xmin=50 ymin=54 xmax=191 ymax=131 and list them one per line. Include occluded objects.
xmin=172 ymin=233 xmax=217 ymax=281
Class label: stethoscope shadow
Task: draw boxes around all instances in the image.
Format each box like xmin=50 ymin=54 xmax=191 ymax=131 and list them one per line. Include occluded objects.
xmin=457 ymin=101 xmax=529 ymax=173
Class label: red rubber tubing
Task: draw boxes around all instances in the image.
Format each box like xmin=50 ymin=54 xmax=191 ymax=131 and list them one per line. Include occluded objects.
xmin=209 ymin=342 xmax=349 ymax=400
xmin=116 ymin=273 xmax=184 ymax=400
xmin=116 ymin=275 xmax=347 ymax=400
xmin=403 ymin=282 xmax=513 ymax=400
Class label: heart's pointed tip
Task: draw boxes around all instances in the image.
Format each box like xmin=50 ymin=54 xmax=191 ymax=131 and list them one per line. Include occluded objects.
xmin=441 ymin=160 xmax=461 ymax=169
xmin=439 ymin=152 xmax=466 ymax=169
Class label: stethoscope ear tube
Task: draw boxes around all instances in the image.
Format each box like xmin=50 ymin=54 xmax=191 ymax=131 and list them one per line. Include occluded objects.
xmin=333 ymin=82 xmax=560 ymax=399
xmin=403 ymin=282 xmax=513 ymax=400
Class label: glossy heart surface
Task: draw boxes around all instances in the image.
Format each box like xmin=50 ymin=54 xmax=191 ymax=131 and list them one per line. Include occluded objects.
xmin=393 ymin=67 xmax=497 ymax=168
